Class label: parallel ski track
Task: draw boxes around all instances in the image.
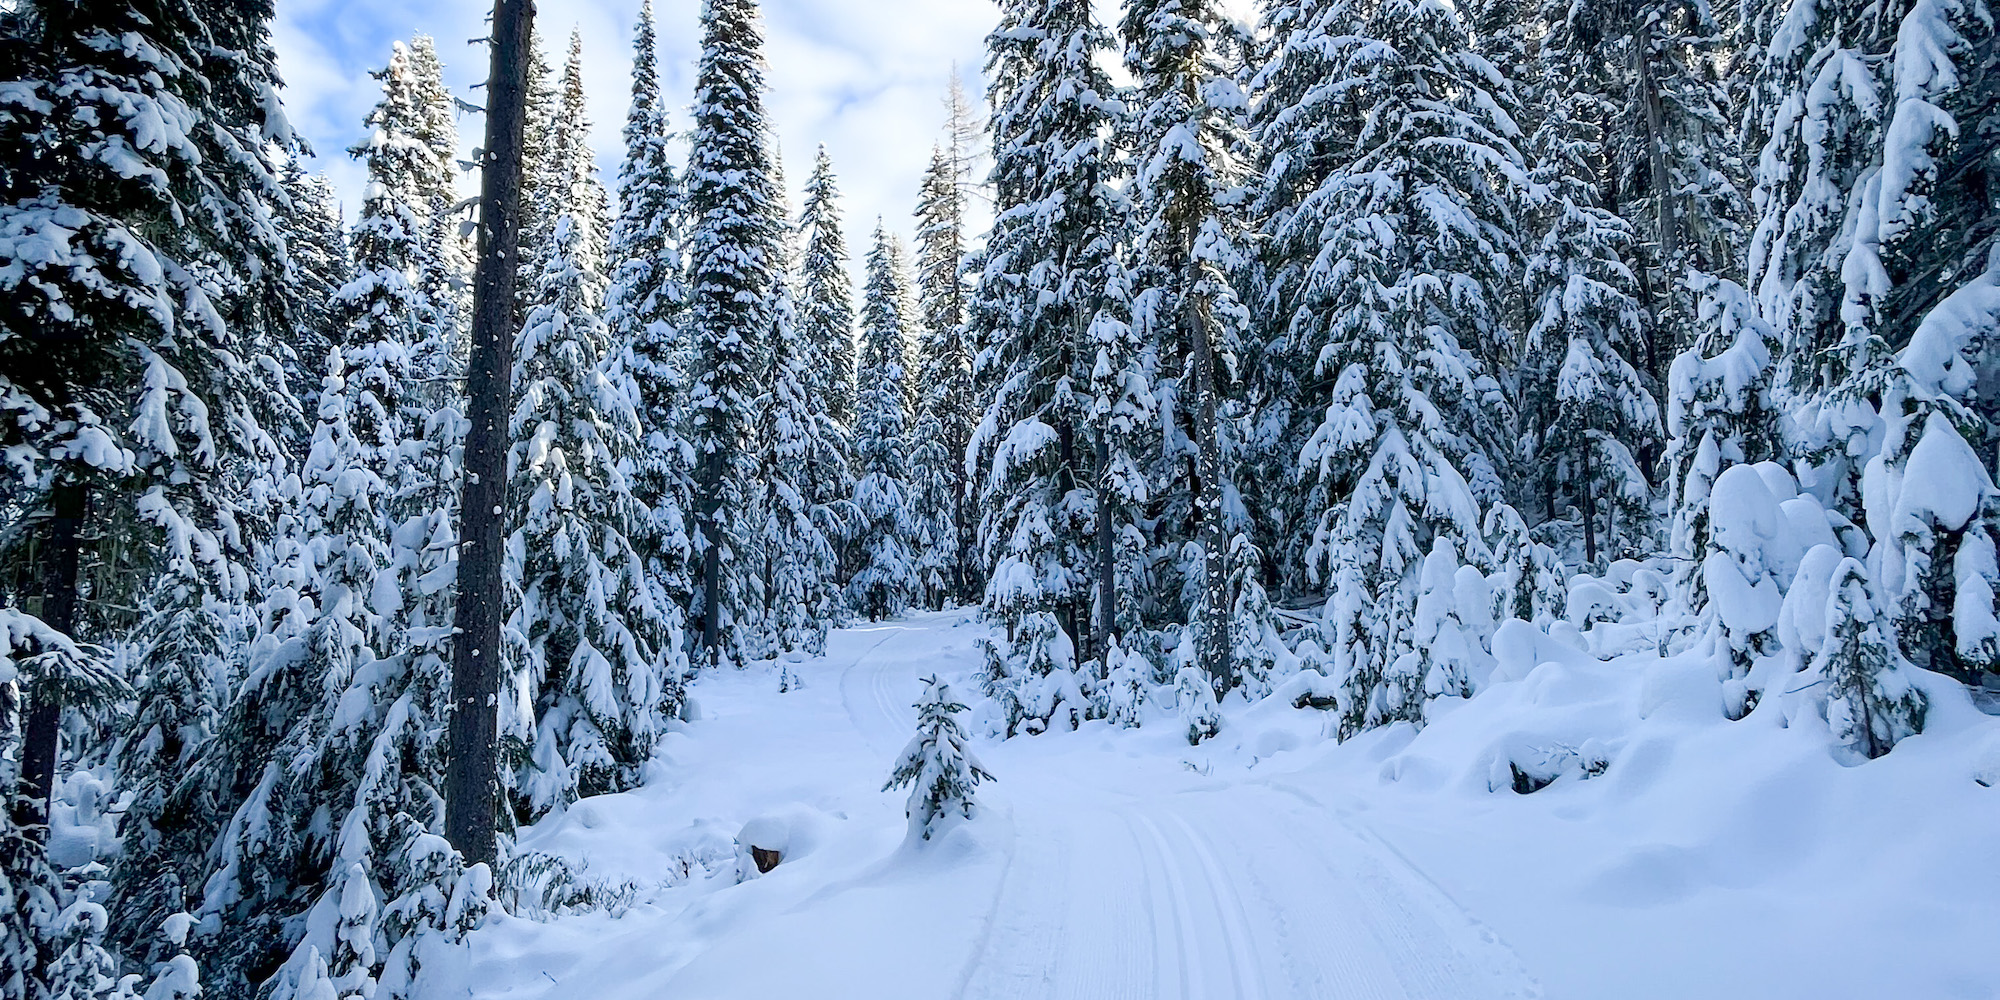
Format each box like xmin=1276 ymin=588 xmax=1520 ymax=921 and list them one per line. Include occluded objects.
xmin=849 ymin=616 xmax=1540 ymax=999
xmin=956 ymin=783 xmax=1539 ymax=999
xmin=837 ymin=628 xmax=917 ymax=750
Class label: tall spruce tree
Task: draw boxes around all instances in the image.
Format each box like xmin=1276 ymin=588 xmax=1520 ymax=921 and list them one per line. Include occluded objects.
xmin=1742 ymin=0 xmax=2000 ymax=685
xmin=1122 ymin=0 xmax=1253 ymax=693
xmin=755 ymin=276 xmax=846 ymax=654
xmin=0 ymin=0 xmax=298 ymax=978
xmin=791 ymin=147 xmax=859 ymax=590
xmin=850 ymin=223 xmax=922 ymax=620
xmin=968 ymin=0 xmax=1130 ymax=661
xmin=607 ymin=0 xmax=697 ymax=666
xmin=1266 ymin=0 xmax=1533 ymax=737
xmin=1517 ymin=34 xmax=1660 ymax=566
xmin=797 ymin=147 xmax=860 ymax=428
xmin=195 ymin=351 xmax=393 ymax=999
xmin=505 ymin=214 xmax=680 ymax=820
xmin=909 ymin=145 xmax=977 ymax=608
xmin=274 ymin=166 xmax=355 ymax=426
xmin=684 ymin=0 xmax=783 ymax=667
xmin=517 ymin=24 xmax=562 ymax=313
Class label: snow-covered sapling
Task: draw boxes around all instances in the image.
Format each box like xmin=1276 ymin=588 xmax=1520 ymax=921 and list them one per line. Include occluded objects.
xmin=1173 ymin=646 xmax=1222 ymax=746
xmin=885 ymin=677 xmax=993 ymax=842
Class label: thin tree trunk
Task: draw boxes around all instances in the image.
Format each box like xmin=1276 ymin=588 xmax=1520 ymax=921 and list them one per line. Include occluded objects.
xmin=702 ymin=449 xmax=723 ymax=661
xmin=446 ymin=0 xmax=534 ymax=869
xmin=14 ymin=479 xmax=84 ymax=842
xmin=1581 ymin=429 xmax=1599 ymax=566
xmin=1056 ymin=416 xmax=1081 ymax=657
xmin=1187 ymin=264 xmax=1232 ymax=697
xmin=953 ymin=423 xmax=973 ymax=605
xmin=1095 ymin=432 xmax=1115 ymax=670
xmin=1635 ymin=25 xmax=1681 ymax=368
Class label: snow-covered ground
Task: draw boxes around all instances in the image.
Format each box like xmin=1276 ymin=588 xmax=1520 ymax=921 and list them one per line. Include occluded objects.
xmin=441 ymin=609 xmax=2000 ymax=1000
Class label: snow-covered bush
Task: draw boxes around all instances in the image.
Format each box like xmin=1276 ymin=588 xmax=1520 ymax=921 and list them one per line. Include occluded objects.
xmin=1101 ymin=638 xmax=1153 ymax=728
xmin=977 ymin=612 xmax=1091 ymax=736
xmin=1414 ymin=539 xmax=1497 ymax=705
xmin=885 ymin=677 xmax=993 ymax=842
xmin=1173 ymin=648 xmax=1223 ymax=745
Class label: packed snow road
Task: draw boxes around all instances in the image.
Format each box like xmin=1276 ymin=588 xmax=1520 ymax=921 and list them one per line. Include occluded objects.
xmin=450 ymin=610 xmax=1540 ymax=1000
xmin=831 ymin=615 xmax=1535 ymax=999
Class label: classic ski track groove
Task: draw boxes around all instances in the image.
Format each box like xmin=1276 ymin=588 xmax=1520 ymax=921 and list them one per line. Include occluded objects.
xmin=1168 ymin=811 xmax=1267 ymax=1000
xmin=521 ymin=615 xmax=1545 ymax=1000
xmin=837 ymin=628 xmax=910 ymax=749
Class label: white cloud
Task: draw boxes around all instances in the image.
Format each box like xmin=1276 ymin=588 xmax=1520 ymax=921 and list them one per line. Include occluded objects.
xmin=274 ymin=0 xmax=1000 ymax=274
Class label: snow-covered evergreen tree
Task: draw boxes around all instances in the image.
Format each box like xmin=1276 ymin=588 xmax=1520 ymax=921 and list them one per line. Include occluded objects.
xmin=607 ymin=0 xmax=697 ymax=644
xmin=1517 ymin=67 xmax=1659 ymax=566
xmin=798 ymin=148 xmax=860 ymax=428
xmin=1738 ymin=0 xmax=2000 ymax=682
xmin=333 ymin=39 xmax=462 ymax=470
xmin=547 ymin=32 xmax=612 ymax=286
xmin=884 ymin=677 xmax=993 ymax=842
xmin=754 ymin=277 xmax=845 ymax=655
xmin=1273 ymin=0 xmax=1532 ymax=738
xmin=518 ymin=24 xmax=563 ymax=306
xmin=1817 ymin=557 xmax=1929 ymax=758
xmin=195 ymin=350 xmax=391 ymax=997
xmin=684 ymin=0 xmax=784 ymax=667
xmin=968 ymin=0 xmax=1130 ymax=657
xmin=506 ymin=216 xmax=679 ymax=819
xmin=908 ymin=145 xmax=977 ymax=609
xmin=0 ymin=0 xmax=294 ymax=970
xmin=788 ymin=148 xmax=859 ymax=593
xmin=849 ymin=224 xmax=921 ymax=621
xmin=1123 ymin=0 xmax=1253 ymax=692
xmin=274 ymin=165 xmax=355 ymax=424
xmin=1536 ymin=0 xmax=1746 ymax=361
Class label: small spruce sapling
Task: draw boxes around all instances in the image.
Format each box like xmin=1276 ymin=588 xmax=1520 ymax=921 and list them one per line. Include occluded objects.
xmin=1818 ymin=558 xmax=1928 ymax=759
xmin=1173 ymin=635 xmax=1223 ymax=745
xmin=884 ymin=677 xmax=993 ymax=842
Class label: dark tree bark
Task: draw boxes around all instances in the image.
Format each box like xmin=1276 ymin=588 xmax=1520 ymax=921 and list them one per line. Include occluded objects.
xmin=1095 ymin=433 xmax=1115 ymax=669
xmin=1185 ymin=262 xmax=1233 ymax=698
xmin=701 ymin=449 xmax=723 ymax=663
xmin=447 ymin=0 xmax=535 ymax=869
xmin=13 ymin=479 xmax=84 ymax=841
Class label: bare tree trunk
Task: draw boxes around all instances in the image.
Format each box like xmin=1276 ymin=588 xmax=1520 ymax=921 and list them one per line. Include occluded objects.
xmin=1635 ymin=25 xmax=1681 ymax=367
xmin=14 ymin=479 xmax=84 ymax=841
xmin=1581 ymin=428 xmax=1599 ymax=566
xmin=1055 ymin=416 xmax=1082 ymax=658
xmin=1095 ymin=433 xmax=1115 ymax=670
xmin=701 ymin=449 xmax=723 ymax=662
xmin=446 ymin=0 xmax=534 ymax=869
xmin=953 ymin=428 xmax=973 ymax=604
xmin=1187 ymin=264 xmax=1233 ymax=697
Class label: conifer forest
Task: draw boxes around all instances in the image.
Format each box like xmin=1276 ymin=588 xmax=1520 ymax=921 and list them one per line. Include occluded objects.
xmin=2 ymin=0 xmax=1998 ymax=996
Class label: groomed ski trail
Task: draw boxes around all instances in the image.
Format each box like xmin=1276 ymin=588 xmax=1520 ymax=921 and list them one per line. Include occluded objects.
xmin=832 ymin=614 xmax=1540 ymax=1000
xmin=459 ymin=610 xmax=1540 ymax=1000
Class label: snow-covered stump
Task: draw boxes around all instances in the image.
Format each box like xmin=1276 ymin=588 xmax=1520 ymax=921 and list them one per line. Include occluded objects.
xmin=884 ymin=677 xmax=993 ymax=843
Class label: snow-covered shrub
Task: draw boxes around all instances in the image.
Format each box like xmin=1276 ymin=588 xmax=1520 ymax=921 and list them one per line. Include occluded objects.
xmin=496 ymin=851 xmax=641 ymax=919
xmin=977 ymin=612 xmax=1090 ymax=736
xmin=885 ymin=677 xmax=993 ymax=842
xmin=1867 ymin=411 xmax=2000 ymax=683
xmin=1816 ymin=559 xmax=1929 ymax=759
xmin=1699 ymin=464 xmax=1801 ymax=711
xmin=1414 ymin=538 xmax=1497 ymax=705
xmin=1228 ymin=537 xmax=1284 ymax=699
xmin=1487 ymin=739 xmax=1613 ymax=794
xmin=1101 ymin=638 xmax=1152 ymax=728
xmin=1173 ymin=650 xmax=1223 ymax=745
xmin=1480 ymin=504 xmax=1567 ymax=627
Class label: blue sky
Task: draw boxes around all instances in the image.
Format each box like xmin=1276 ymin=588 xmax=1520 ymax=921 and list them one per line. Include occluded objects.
xmin=273 ymin=0 xmax=1002 ymax=250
